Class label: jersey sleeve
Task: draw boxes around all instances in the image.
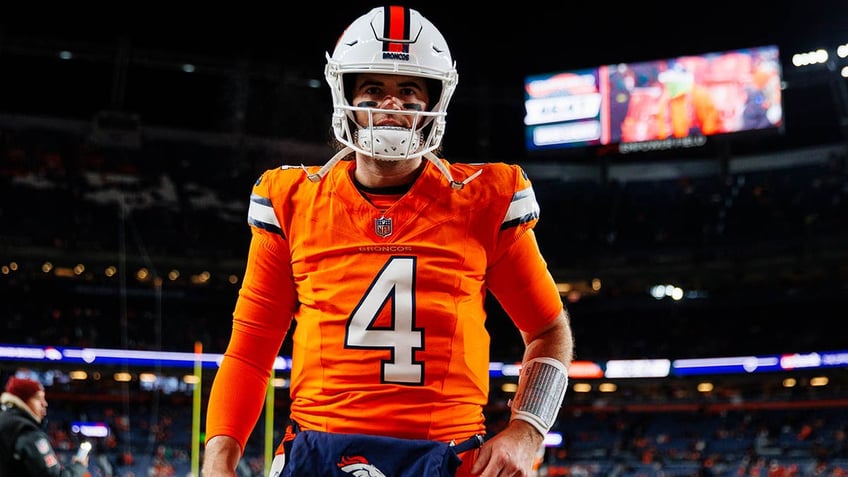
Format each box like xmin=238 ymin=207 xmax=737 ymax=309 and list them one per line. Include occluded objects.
xmin=487 ymin=229 xmax=563 ymax=334
xmin=205 ymin=169 xmax=298 ymax=450
xmin=486 ymin=165 xmax=564 ymax=334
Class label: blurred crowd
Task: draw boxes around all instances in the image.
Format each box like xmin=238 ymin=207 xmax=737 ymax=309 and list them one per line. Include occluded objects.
xmin=2 ymin=125 xmax=847 ymax=361
xmin=24 ymin=387 xmax=848 ymax=477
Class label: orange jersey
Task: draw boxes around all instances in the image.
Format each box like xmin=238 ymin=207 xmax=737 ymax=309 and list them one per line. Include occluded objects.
xmin=205 ymin=158 xmax=564 ymax=449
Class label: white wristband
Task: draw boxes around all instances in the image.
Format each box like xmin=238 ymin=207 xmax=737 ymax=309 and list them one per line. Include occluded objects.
xmin=509 ymin=357 xmax=568 ymax=436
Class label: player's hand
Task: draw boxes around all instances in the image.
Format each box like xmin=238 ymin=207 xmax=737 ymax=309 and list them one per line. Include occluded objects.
xmin=470 ymin=420 xmax=544 ymax=476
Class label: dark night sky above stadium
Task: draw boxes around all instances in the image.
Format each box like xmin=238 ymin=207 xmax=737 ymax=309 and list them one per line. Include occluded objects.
xmin=2 ymin=2 xmax=847 ymax=161
xmin=6 ymin=1 xmax=847 ymax=86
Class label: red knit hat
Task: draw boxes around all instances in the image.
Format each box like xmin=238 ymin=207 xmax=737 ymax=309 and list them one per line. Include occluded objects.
xmin=4 ymin=377 xmax=44 ymax=402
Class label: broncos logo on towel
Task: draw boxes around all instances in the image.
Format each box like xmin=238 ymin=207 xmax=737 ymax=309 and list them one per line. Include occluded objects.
xmin=337 ymin=455 xmax=387 ymax=477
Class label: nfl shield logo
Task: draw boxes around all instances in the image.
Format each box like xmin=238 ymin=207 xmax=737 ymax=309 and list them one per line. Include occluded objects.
xmin=375 ymin=217 xmax=393 ymax=237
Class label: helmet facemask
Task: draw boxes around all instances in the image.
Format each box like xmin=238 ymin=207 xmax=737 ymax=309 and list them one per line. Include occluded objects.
xmin=327 ymin=64 xmax=455 ymax=161
xmin=337 ymin=91 xmax=446 ymax=161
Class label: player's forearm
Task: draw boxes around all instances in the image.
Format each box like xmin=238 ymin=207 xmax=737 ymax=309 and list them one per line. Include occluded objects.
xmin=512 ymin=310 xmax=573 ymax=437
xmin=201 ymin=435 xmax=242 ymax=477
xmin=522 ymin=309 xmax=573 ymax=365
xmin=205 ymin=340 xmax=275 ymax=448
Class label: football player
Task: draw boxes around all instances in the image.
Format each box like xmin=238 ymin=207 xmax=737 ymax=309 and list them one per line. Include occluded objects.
xmin=202 ymin=6 xmax=574 ymax=477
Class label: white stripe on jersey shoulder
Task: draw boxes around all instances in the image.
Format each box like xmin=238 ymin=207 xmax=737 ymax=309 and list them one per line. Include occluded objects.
xmin=502 ymin=185 xmax=540 ymax=230
xmin=247 ymin=193 xmax=283 ymax=235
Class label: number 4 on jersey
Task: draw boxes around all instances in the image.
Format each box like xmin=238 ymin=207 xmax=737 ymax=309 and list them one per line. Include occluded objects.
xmin=346 ymin=256 xmax=424 ymax=385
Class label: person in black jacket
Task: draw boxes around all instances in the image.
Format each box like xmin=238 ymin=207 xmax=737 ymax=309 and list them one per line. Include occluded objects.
xmin=0 ymin=376 xmax=90 ymax=477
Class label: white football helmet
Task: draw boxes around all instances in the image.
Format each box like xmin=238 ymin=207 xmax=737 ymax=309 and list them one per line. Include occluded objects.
xmin=307 ymin=6 xmax=476 ymax=189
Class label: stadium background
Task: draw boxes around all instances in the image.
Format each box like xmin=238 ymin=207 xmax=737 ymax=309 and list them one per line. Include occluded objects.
xmin=1 ymin=2 xmax=848 ymax=476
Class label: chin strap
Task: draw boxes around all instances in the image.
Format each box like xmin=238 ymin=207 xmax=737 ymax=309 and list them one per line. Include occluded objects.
xmin=303 ymin=148 xmax=483 ymax=190
xmin=304 ymin=146 xmax=353 ymax=183
xmin=424 ymin=152 xmax=482 ymax=190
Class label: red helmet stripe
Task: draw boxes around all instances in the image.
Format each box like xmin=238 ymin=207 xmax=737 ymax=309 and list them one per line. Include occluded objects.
xmin=383 ymin=5 xmax=410 ymax=54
